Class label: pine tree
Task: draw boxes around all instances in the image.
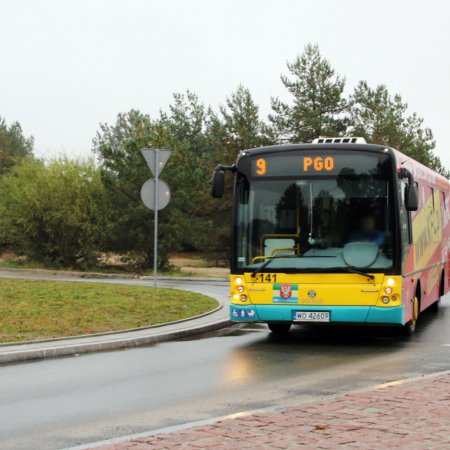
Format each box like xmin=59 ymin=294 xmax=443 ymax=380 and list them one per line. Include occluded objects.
xmin=201 ymin=86 xmax=269 ymax=263
xmin=0 ymin=117 xmax=34 ymax=175
xmin=349 ymin=81 xmax=447 ymax=176
xmin=268 ymin=43 xmax=348 ymax=143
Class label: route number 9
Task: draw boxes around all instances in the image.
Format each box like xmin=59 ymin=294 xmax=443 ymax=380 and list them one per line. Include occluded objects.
xmin=256 ymin=158 xmax=266 ymax=175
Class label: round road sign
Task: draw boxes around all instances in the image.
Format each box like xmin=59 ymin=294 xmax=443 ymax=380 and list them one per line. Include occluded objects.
xmin=140 ymin=178 xmax=171 ymax=210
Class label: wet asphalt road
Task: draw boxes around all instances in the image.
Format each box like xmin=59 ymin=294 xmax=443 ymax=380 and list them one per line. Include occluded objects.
xmin=0 ymin=278 xmax=449 ymax=450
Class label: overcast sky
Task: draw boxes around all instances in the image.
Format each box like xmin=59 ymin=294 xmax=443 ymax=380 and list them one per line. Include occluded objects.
xmin=1 ymin=0 xmax=449 ymax=168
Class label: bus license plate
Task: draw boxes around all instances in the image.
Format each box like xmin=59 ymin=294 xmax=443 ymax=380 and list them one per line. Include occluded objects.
xmin=293 ymin=311 xmax=330 ymax=322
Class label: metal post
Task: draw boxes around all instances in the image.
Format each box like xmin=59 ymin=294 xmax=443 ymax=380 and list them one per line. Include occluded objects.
xmin=153 ymin=151 xmax=159 ymax=288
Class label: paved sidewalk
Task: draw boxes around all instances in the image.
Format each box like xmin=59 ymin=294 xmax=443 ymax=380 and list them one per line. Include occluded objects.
xmin=86 ymin=372 xmax=450 ymax=449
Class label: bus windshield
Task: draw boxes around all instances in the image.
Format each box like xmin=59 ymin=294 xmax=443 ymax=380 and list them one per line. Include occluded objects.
xmin=234 ymin=151 xmax=395 ymax=272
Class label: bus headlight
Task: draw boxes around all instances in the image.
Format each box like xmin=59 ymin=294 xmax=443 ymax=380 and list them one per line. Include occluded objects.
xmin=233 ymin=294 xmax=240 ymax=301
xmin=237 ymin=286 xmax=245 ymax=293
xmin=235 ymin=277 xmax=243 ymax=285
xmin=386 ymin=278 xmax=395 ymax=287
xmin=240 ymin=295 xmax=248 ymax=302
xmin=385 ymin=287 xmax=393 ymax=294
xmin=382 ymin=296 xmax=390 ymax=304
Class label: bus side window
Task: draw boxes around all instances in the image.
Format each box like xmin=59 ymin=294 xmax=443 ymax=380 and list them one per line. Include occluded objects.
xmin=423 ymin=186 xmax=434 ymax=209
xmin=441 ymin=191 xmax=446 ymax=210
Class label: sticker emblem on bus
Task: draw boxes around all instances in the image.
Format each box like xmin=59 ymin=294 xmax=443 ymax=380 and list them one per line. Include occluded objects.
xmin=281 ymin=285 xmax=292 ymax=299
xmin=231 ymin=307 xmax=256 ymax=319
xmin=273 ymin=284 xmax=298 ymax=303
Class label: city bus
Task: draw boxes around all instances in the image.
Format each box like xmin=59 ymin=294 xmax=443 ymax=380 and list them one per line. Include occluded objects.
xmin=211 ymin=137 xmax=450 ymax=335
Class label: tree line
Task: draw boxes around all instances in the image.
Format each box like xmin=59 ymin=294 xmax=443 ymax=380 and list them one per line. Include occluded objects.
xmin=0 ymin=44 xmax=447 ymax=269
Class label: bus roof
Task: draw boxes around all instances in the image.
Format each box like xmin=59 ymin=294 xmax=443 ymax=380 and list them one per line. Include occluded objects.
xmin=240 ymin=142 xmax=386 ymax=156
xmin=238 ymin=143 xmax=449 ymax=188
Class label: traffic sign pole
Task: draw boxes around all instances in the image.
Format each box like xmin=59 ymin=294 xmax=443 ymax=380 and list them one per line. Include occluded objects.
xmin=153 ymin=151 xmax=159 ymax=288
xmin=140 ymin=148 xmax=172 ymax=291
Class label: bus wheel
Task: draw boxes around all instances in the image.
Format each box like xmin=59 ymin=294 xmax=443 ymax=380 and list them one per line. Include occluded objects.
xmin=403 ymin=296 xmax=419 ymax=336
xmin=268 ymin=322 xmax=292 ymax=334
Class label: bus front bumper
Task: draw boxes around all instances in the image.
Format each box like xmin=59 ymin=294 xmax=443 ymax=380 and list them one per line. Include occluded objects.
xmin=230 ymin=304 xmax=404 ymax=325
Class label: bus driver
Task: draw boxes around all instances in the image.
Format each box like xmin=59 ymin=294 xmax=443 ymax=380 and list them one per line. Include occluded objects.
xmin=349 ymin=214 xmax=385 ymax=246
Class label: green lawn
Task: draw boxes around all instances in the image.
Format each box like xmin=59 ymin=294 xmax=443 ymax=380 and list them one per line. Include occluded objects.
xmin=0 ymin=279 xmax=218 ymax=343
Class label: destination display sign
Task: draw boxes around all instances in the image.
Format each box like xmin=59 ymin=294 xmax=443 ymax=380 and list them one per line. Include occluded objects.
xmin=249 ymin=151 xmax=388 ymax=178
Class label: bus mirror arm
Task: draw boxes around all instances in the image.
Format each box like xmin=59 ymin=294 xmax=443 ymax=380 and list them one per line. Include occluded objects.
xmin=398 ymin=168 xmax=419 ymax=211
xmin=211 ymin=164 xmax=236 ymax=198
xmin=215 ymin=164 xmax=236 ymax=172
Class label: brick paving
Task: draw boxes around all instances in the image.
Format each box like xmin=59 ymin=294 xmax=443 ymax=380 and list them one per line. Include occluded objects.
xmin=92 ymin=372 xmax=450 ymax=449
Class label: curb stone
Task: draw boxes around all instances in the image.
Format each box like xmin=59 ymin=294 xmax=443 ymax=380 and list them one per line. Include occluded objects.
xmin=0 ymin=301 xmax=224 ymax=348
xmin=0 ymin=318 xmax=232 ymax=365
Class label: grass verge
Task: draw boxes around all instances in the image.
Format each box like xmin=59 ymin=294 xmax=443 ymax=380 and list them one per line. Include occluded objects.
xmin=0 ymin=279 xmax=218 ymax=343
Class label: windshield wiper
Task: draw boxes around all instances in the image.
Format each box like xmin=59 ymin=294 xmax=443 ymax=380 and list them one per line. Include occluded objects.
xmin=301 ymin=266 xmax=375 ymax=280
xmin=251 ymin=255 xmax=299 ymax=278
xmin=251 ymin=259 xmax=374 ymax=280
xmin=251 ymin=255 xmax=338 ymax=278
xmin=335 ymin=266 xmax=375 ymax=280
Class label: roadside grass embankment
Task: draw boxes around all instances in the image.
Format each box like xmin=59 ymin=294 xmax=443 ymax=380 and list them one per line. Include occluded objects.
xmin=0 ymin=278 xmax=218 ymax=344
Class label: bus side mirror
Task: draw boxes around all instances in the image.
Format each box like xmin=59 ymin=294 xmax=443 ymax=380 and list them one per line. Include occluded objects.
xmin=405 ymin=184 xmax=418 ymax=211
xmin=399 ymin=167 xmax=419 ymax=211
xmin=211 ymin=169 xmax=225 ymax=198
